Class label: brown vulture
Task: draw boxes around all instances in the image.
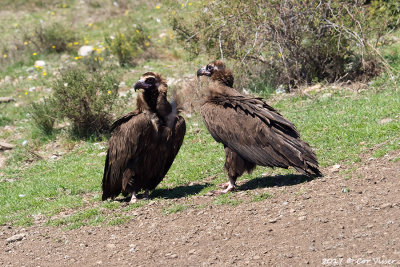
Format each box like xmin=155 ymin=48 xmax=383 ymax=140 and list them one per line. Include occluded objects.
xmin=197 ymin=61 xmax=321 ymax=194
xmin=102 ymin=72 xmax=186 ymax=203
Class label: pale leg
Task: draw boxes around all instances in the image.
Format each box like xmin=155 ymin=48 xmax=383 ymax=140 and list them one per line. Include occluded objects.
xmin=218 ymin=176 xmax=236 ymax=194
xmin=129 ymin=192 xmax=138 ymax=203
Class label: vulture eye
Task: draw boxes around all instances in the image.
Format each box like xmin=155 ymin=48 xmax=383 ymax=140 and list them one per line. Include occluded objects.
xmin=206 ymin=65 xmax=213 ymax=71
xmin=145 ymin=77 xmax=156 ymax=84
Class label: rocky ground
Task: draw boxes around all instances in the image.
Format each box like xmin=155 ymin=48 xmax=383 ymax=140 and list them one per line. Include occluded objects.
xmin=1 ymin=149 xmax=399 ymax=266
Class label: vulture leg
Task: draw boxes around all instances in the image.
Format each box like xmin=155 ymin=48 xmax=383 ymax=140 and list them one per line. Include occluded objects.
xmin=129 ymin=192 xmax=138 ymax=203
xmin=217 ymin=146 xmax=256 ymax=194
xmin=143 ymin=189 xmax=149 ymax=200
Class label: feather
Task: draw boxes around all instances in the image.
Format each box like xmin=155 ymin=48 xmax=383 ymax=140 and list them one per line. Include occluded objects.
xmin=197 ymin=61 xmax=321 ymax=193
xmin=102 ymin=73 xmax=186 ymax=202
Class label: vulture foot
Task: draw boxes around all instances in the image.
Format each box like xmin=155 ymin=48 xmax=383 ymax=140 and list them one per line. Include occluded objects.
xmin=129 ymin=192 xmax=138 ymax=204
xmin=216 ymin=179 xmax=236 ymax=194
xmin=218 ymin=182 xmax=230 ymax=189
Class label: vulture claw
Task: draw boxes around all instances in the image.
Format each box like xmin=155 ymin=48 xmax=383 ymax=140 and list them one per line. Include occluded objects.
xmin=218 ymin=182 xmax=230 ymax=189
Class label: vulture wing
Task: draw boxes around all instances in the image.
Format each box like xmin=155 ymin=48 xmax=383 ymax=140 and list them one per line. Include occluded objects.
xmin=200 ymin=95 xmax=321 ymax=176
xmin=102 ymin=112 xmax=155 ymax=200
xmin=110 ymin=110 xmax=140 ymax=132
xmin=164 ymin=115 xmax=186 ymax=175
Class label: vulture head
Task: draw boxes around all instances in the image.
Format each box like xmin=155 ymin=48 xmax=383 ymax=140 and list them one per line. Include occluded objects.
xmin=134 ymin=72 xmax=167 ymax=92
xmin=197 ymin=60 xmax=234 ymax=87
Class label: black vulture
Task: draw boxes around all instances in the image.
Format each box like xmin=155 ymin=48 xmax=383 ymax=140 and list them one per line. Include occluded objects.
xmin=102 ymin=72 xmax=186 ymax=202
xmin=197 ymin=61 xmax=321 ymax=193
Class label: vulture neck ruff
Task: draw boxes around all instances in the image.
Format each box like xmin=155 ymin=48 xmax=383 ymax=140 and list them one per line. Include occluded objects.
xmin=210 ymin=69 xmax=234 ymax=88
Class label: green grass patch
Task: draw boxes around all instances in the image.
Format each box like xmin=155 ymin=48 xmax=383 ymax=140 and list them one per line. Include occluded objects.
xmin=213 ymin=193 xmax=242 ymax=206
xmin=47 ymin=208 xmax=105 ymax=230
xmin=252 ymin=192 xmax=273 ymax=202
xmin=273 ymin=87 xmax=400 ymax=167
xmin=390 ymin=157 xmax=400 ymax=163
xmin=163 ymin=204 xmax=188 ymax=214
xmin=108 ymin=214 xmax=132 ymax=226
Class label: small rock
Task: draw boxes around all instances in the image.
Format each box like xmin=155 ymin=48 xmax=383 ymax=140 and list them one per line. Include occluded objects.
xmin=170 ymin=254 xmax=178 ymax=259
xmin=0 ymin=97 xmax=16 ymax=103
xmin=366 ymin=224 xmax=373 ymax=229
xmin=253 ymin=255 xmax=260 ymax=260
xmin=298 ymin=216 xmax=307 ymax=221
xmin=34 ymin=60 xmax=46 ymax=68
xmin=22 ymin=140 xmax=28 ymax=146
xmin=78 ymin=46 xmax=94 ymax=57
xmin=342 ymin=188 xmax=350 ymax=193
xmin=268 ymin=218 xmax=278 ymax=223
xmin=6 ymin=233 xmax=26 ymax=243
xmin=188 ymin=249 xmax=196 ymax=255
xmin=0 ymin=141 xmax=15 ymax=150
xmin=28 ymin=87 xmax=36 ymax=92
xmin=330 ymin=164 xmax=341 ymax=173
xmin=97 ymin=152 xmax=107 ymax=157
xmin=380 ymin=203 xmax=392 ymax=209
xmin=276 ymin=85 xmax=286 ymax=94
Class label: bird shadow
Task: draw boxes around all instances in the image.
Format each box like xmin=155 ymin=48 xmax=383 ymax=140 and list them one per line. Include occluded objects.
xmin=114 ymin=174 xmax=317 ymax=202
xmin=150 ymin=183 xmax=211 ymax=199
xmin=238 ymin=173 xmax=318 ymax=191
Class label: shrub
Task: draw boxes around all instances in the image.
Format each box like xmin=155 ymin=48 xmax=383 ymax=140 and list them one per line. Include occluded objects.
xmin=105 ymin=25 xmax=149 ymax=66
xmin=30 ymin=98 xmax=57 ymax=135
xmin=171 ymin=0 xmax=400 ymax=90
xmin=30 ymin=22 xmax=78 ymax=53
xmin=52 ymin=68 xmax=119 ymax=137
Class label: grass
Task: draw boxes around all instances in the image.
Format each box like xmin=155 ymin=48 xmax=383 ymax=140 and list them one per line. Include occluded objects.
xmin=252 ymin=192 xmax=273 ymax=202
xmin=163 ymin=204 xmax=189 ymax=214
xmin=0 ymin=1 xmax=399 ymax=228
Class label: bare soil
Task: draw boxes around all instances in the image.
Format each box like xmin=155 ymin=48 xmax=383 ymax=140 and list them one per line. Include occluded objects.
xmin=1 ymin=150 xmax=400 ymax=266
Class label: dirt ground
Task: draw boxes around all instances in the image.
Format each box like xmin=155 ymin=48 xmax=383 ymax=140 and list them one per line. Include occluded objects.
xmin=1 ymin=149 xmax=399 ymax=266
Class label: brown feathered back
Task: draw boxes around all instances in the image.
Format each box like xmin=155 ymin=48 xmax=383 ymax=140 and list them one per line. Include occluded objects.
xmin=102 ymin=73 xmax=186 ymax=200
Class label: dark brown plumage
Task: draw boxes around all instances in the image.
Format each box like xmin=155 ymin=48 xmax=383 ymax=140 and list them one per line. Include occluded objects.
xmin=102 ymin=72 xmax=186 ymax=202
xmin=197 ymin=61 xmax=321 ymax=193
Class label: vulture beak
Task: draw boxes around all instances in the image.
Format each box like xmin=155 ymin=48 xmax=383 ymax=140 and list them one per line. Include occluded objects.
xmin=197 ymin=66 xmax=211 ymax=77
xmin=134 ymin=79 xmax=150 ymax=91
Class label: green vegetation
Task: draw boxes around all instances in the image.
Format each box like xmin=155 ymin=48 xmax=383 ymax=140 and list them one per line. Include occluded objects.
xmin=163 ymin=204 xmax=188 ymax=214
xmin=105 ymin=25 xmax=150 ymax=67
xmin=30 ymin=22 xmax=78 ymax=53
xmin=172 ymin=0 xmax=400 ymax=89
xmin=252 ymin=192 xmax=272 ymax=202
xmin=0 ymin=0 xmax=399 ymax=228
